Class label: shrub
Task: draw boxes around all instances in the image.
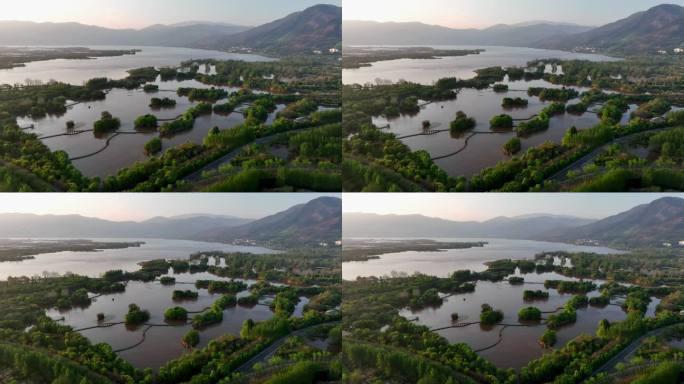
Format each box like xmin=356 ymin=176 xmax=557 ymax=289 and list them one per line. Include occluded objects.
xmin=518 ymin=306 xmax=542 ymax=321
xmin=450 ymin=111 xmax=476 ymax=134
xmin=164 ymin=306 xmax=188 ymax=321
xmin=182 ymin=329 xmax=199 ymax=348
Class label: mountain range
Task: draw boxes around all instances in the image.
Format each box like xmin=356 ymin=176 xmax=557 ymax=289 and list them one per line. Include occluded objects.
xmin=343 ymin=20 xmax=593 ymax=47
xmin=0 ymin=197 xmax=341 ymax=248
xmin=539 ymin=197 xmax=684 ymax=247
xmin=196 ymin=196 xmax=341 ymax=245
xmin=344 ymin=197 xmax=684 ymax=248
xmin=342 ymin=213 xmax=595 ymax=239
xmin=0 ymin=20 xmax=250 ymax=47
xmin=535 ymin=4 xmax=684 ymax=55
xmin=0 ymin=4 xmax=341 ymax=55
xmin=344 ymin=4 xmax=684 ymax=55
xmin=196 ymin=4 xmax=342 ymax=54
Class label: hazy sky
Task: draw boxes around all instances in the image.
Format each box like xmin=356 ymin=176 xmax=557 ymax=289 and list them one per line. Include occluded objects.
xmin=0 ymin=0 xmax=341 ymax=29
xmin=0 ymin=193 xmax=339 ymax=221
xmin=343 ymin=193 xmax=683 ymax=221
xmin=344 ymin=0 xmax=684 ymax=29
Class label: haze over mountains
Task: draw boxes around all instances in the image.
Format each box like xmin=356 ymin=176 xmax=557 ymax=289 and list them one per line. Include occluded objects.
xmin=343 ymin=213 xmax=595 ymax=239
xmin=344 ymin=197 xmax=684 ymax=248
xmin=197 ymin=196 xmax=341 ymax=245
xmin=344 ymin=4 xmax=684 ymax=55
xmin=540 ymin=197 xmax=684 ymax=247
xmin=0 ymin=4 xmax=342 ymax=55
xmin=0 ymin=197 xmax=341 ymax=247
xmin=343 ymin=20 xmax=592 ymax=47
xmin=0 ymin=21 xmax=250 ymax=47
xmin=536 ymin=4 xmax=684 ymax=54
xmin=196 ymin=4 xmax=342 ymax=54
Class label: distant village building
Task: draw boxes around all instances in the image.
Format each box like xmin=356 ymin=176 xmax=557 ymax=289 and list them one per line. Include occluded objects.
xmin=328 ymin=48 xmax=340 ymax=54
xmin=663 ymin=242 xmax=672 ymax=247
xmin=679 ymin=240 xmax=684 ymax=246
xmin=675 ymin=48 xmax=684 ymax=54
xmin=334 ymin=240 xmax=342 ymax=246
xmin=658 ymin=49 xmax=668 ymax=55
xmin=313 ymin=50 xmax=322 ymax=55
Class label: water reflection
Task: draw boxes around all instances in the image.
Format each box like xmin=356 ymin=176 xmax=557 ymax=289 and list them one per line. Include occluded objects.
xmin=343 ymin=45 xmax=618 ymax=86
xmin=372 ymin=80 xmax=637 ymax=177
xmin=0 ymin=238 xmax=278 ymax=280
xmin=342 ymin=238 xmax=623 ymax=280
xmin=46 ymin=270 xmax=309 ymax=369
xmin=398 ymin=273 xmax=659 ymax=368
xmin=0 ymin=46 xmax=274 ymax=86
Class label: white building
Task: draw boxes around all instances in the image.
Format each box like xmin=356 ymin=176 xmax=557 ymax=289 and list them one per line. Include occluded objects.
xmin=675 ymin=48 xmax=684 ymax=54
xmin=329 ymin=48 xmax=340 ymax=54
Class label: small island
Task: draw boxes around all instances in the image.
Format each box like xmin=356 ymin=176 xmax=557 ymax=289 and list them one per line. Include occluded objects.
xmin=0 ymin=47 xmax=139 ymax=70
xmin=342 ymin=46 xmax=485 ymax=69
xmin=342 ymin=239 xmax=488 ymax=262
xmin=0 ymin=239 xmax=144 ymax=262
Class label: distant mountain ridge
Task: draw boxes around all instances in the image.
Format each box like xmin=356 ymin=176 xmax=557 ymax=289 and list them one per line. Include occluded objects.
xmin=197 ymin=196 xmax=342 ymax=246
xmin=539 ymin=197 xmax=684 ymax=247
xmin=0 ymin=213 xmax=252 ymax=239
xmin=196 ymin=4 xmax=342 ymax=54
xmin=0 ymin=197 xmax=342 ymax=248
xmin=0 ymin=20 xmax=250 ymax=47
xmin=342 ymin=213 xmax=595 ymax=239
xmin=343 ymin=20 xmax=593 ymax=47
xmin=535 ymin=4 xmax=684 ymax=54
xmin=0 ymin=4 xmax=341 ymax=56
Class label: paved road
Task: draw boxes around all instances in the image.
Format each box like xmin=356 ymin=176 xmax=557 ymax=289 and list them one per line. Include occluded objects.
xmin=592 ymin=323 xmax=683 ymax=376
xmin=548 ymin=127 xmax=671 ymax=183
xmin=0 ymin=158 xmax=62 ymax=191
xmin=234 ymin=321 xmax=339 ymax=374
xmin=183 ymin=126 xmax=314 ymax=183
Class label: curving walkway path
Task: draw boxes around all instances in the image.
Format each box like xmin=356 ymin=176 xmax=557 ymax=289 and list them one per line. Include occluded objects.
xmin=69 ymin=131 xmax=143 ymax=161
xmin=546 ymin=126 xmax=672 ymax=183
xmin=235 ymin=321 xmax=340 ymax=374
xmin=591 ymin=322 xmax=684 ymax=377
xmin=74 ymin=321 xmax=189 ymax=353
xmin=431 ymin=131 xmax=503 ymax=161
xmin=38 ymin=129 xmax=94 ymax=140
xmin=182 ymin=126 xmax=316 ymax=183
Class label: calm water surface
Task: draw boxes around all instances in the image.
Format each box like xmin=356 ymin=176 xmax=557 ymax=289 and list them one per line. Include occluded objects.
xmin=0 ymin=238 xmax=278 ymax=279
xmin=3 ymin=236 xmax=293 ymax=369
xmin=344 ymin=46 xmax=624 ymax=176
xmin=398 ymin=273 xmax=659 ymax=368
xmin=17 ymin=86 xmax=285 ymax=177
xmin=342 ymin=238 xmax=623 ymax=280
xmin=0 ymin=45 xmax=274 ymax=86
xmin=46 ymin=269 xmax=308 ymax=369
xmin=343 ymin=45 xmax=618 ymax=85
xmin=8 ymin=46 xmax=277 ymax=177
xmin=372 ymin=83 xmax=637 ymax=176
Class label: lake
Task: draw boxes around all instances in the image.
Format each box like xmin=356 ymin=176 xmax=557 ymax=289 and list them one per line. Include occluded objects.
xmin=397 ymin=272 xmax=659 ymax=368
xmin=342 ymin=238 xmax=623 ymax=280
xmin=0 ymin=236 xmax=291 ymax=369
xmin=0 ymin=45 xmax=274 ymax=86
xmin=17 ymin=85 xmax=285 ymax=177
xmin=46 ymin=268 xmax=309 ymax=369
xmin=372 ymin=84 xmax=637 ymax=177
xmin=342 ymin=45 xmax=618 ymax=85
xmin=6 ymin=46 xmax=277 ymax=177
xmin=344 ymin=46 xmax=626 ymax=177
xmin=0 ymin=237 xmax=278 ymax=280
